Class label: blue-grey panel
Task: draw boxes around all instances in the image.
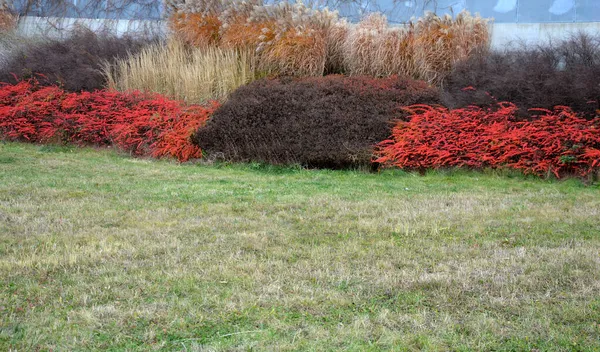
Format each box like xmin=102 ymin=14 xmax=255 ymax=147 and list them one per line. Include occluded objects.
xmin=12 ymin=0 xmax=161 ymax=19
xmin=330 ymin=0 xmax=508 ymax=23
xmin=331 ymin=0 xmax=600 ymax=23
xmin=333 ymin=0 xmax=468 ymax=24
xmin=423 ymin=0 xmax=467 ymax=15
xmin=13 ymin=0 xmax=64 ymax=17
xmin=518 ymin=0 xmax=576 ymax=23
xmin=12 ymin=0 xmax=600 ymax=23
xmin=576 ymin=0 xmax=600 ymax=22
xmin=466 ymin=0 xmax=517 ymax=23
xmin=13 ymin=0 xmax=30 ymax=15
xmin=331 ymin=0 xmax=408 ymax=23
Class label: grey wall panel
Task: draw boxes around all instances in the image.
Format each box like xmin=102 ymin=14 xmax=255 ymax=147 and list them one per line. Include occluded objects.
xmin=328 ymin=0 xmax=599 ymax=23
xmin=517 ymin=0 xmax=576 ymax=23
xmin=466 ymin=0 xmax=518 ymax=23
xmin=576 ymin=0 xmax=600 ymax=22
xmin=12 ymin=0 xmax=600 ymax=22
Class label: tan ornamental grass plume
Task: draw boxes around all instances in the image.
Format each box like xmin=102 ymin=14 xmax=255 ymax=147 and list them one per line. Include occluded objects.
xmin=104 ymin=40 xmax=257 ymax=103
xmin=343 ymin=11 xmax=489 ymax=84
xmin=343 ymin=13 xmax=389 ymax=76
xmin=0 ymin=1 xmax=17 ymax=32
xmin=324 ymin=19 xmax=349 ymax=74
xmin=343 ymin=13 xmax=416 ymax=77
xmin=143 ymin=0 xmax=490 ymax=84
xmin=413 ymin=11 xmax=490 ymax=84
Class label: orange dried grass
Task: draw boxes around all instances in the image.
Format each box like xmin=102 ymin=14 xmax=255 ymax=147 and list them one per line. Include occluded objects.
xmin=221 ymin=18 xmax=276 ymax=49
xmin=0 ymin=6 xmax=17 ymax=32
xmin=344 ymin=11 xmax=489 ymax=84
xmin=169 ymin=12 xmax=222 ymax=47
xmin=166 ymin=1 xmax=489 ymax=83
xmin=325 ymin=21 xmax=348 ymax=74
xmin=261 ymin=26 xmax=327 ymax=76
xmin=413 ymin=11 xmax=489 ymax=84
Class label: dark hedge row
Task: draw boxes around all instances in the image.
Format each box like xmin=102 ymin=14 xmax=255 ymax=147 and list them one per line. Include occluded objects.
xmin=193 ymin=75 xmax=441 ymax=168
xmin=0 ymin=28 xmax=154 ymax=92
xmin=443 ymin=33 xmax=600 ymax=118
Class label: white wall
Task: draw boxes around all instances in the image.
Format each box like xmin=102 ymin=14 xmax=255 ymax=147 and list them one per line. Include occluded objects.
xmin=16 ymin=16 xmax=167 ymax=38
xmin=490 ymin=22 xmax=600 ymax=49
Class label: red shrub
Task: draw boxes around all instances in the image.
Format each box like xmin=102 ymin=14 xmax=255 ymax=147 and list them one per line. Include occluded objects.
xmin=0 ymin=80 xmax=218 ymax=162
xmin=375 ymin=103 xmax=600 ymax=178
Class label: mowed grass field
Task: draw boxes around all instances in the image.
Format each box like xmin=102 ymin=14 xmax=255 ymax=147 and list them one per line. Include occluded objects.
xmin=1 ymin=142 xmax=599 ymax=351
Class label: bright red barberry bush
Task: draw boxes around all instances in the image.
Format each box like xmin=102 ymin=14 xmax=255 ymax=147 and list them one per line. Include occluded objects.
xmin=375 ymin=103 xmax=600 ymax=178
xmin=0 ymin=79 xmax=218 ymax=162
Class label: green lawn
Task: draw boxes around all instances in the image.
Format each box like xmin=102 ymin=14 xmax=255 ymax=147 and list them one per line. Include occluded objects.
xmin=1 ymin=142 xmax=599 ymax=351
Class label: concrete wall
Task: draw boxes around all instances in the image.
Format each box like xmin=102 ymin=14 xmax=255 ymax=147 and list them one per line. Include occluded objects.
xmin=16 ymin=16 xmax=166 ymax=38
xmin=490 ymin=22 xmax=600 ymax=49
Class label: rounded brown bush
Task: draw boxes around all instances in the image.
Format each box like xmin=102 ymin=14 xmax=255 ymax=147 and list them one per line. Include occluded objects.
xmin=193 ymin=75 xmax=441 ymax=168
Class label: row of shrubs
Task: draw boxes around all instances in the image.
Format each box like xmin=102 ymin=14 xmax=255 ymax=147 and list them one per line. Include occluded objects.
xmin=1 ymin=0 xmax=490 ymax=100
xmin=1 ymin=10 xmax=599 ymax=179
xmin=1 ymin=76 xmax=599 ymax=179
xmin=2 ymin=27 xmax=598 ymax=118
xmin=194 ymin=75 xmax=600 ymax=178
xmin=0 ymin=79 xmax=217 ymax=161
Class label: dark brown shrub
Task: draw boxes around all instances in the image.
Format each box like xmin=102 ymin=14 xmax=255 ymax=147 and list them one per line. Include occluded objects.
xmin=442 ymin=33 xmax=600 ymax=118
xmin=0 ymin=28 xmax=155 ymax=92
xmin=192 ymin=75 xmax=441 ymax=168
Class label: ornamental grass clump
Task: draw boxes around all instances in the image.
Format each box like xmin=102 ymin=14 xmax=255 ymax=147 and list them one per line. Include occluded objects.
xmin=343 ymin=11 xmax=489 ymax=84
xmin=343 ymin=13 xmax=415 ymax=78
xmin=168 ymin=0 xmax=489 ymax=82
xmin=412 ymin=11 xmax=489 ymax=84
xmin=104 ymin=39 xmax=257 ymax=103
xmin=0 ymin=4 xmax=17 ymax=32
xmin=168 ymin=0 xmax=341 ymax=76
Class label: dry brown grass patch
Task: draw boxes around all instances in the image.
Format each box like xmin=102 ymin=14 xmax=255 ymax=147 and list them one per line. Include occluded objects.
xmin=261 ymin=26 xmax=327 ymax=76
xmin=169 ymin=12 xmax=222 ymax=47
xmin=344 ymin=11 xmax=489 ymax=84
xmin=104 ymin=40 xmax=256 ymax=103
xmin=413 ymin=11 xmax=490 ymax=84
